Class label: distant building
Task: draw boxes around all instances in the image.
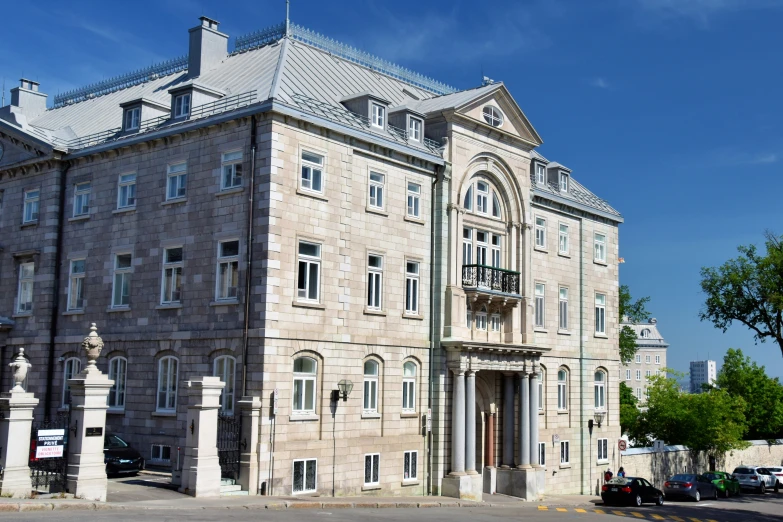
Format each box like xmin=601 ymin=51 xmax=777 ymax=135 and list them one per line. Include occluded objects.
xmin=690 ymin=360 xmax=717 ymax=393
xmin=621 ymin=318 xmax=669 ymax=402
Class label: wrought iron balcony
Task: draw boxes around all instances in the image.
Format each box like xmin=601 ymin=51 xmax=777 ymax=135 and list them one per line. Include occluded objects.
xmin=461 ymin=264 xmax=520 ymax=296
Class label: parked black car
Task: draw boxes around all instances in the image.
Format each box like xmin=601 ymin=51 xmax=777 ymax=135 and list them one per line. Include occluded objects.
xmin=104 ymin=434 xmax=144 ymax=476
xmin=602 ymin=476 xmax=665 ymax=507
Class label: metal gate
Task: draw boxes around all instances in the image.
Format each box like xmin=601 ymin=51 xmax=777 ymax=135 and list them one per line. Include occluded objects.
xmin=217 ymin=413 xmax=243 ymax=482
xmin=29 ymin=410 xmax=70 ymax=493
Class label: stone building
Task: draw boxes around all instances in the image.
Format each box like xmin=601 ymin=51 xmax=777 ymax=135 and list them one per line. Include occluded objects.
xmin=0 ymin=16 xmax=622 ymax=498
xmin=620 ymin=318 xmax=669 ymax=401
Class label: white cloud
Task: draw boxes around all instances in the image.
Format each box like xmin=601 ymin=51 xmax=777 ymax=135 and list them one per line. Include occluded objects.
xmin=632 ymin=0 xmax=783 ymax=28
xmin=589 ymin=77 xmax=611 ymax=89
xmin=750 ymin=153 xmax=778 ymax=165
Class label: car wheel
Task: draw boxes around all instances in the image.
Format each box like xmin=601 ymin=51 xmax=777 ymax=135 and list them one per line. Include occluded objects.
xmin=760 ymin=483 xmax=766 ymax=494
xmin=694 ymin=490 xmax=700 ymax=502
xmin=713 ymin=489 xmax=719 ymax=500
xmin=656 ymin=494 xmax=664 ymax=506
xmin=723 ymin=488 xmax=729 ymax=498
xmin=635 ymin=494 xmax=643 ymax=507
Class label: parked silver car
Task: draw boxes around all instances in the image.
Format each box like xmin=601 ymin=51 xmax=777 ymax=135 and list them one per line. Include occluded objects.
xmin=732 ymin=466 xmax=777 ymax=493
xmin=663 ymin=473 xmax=718 ymax=502
xmin=766 ymin=467 xmax=783 ymax=487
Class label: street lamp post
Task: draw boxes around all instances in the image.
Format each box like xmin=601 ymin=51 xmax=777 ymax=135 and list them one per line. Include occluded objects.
xmin=588 ymin=411 xmax=606 ymax=495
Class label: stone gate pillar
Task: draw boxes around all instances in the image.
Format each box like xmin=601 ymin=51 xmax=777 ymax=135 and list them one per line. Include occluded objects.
xmin=238 ymin=396 xmax=262 ymax=495
xmin=179 ymin=376 xmax=225 ymax=497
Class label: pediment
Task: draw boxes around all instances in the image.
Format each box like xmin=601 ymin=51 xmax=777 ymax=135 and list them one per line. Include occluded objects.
xmin=456 ymin=85 xmax=542 ymax=146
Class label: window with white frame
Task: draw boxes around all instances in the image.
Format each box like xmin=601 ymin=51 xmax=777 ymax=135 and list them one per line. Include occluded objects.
xmin=538 ymin=371 xmax=544 ymax=411
xmin=407 ymin=182 xmax=420 ymax=218
xmin=635 ymin=354 xmax=641 ymax=364
xmin=560 ymin=440 xmax=570 ymax=465
xmin=293 ymin=459 xmax=317 ymax=494
xmin=559 ymin=172 xmax=569 ymax=192
xmin=535 ymin=217 xmax=546 ymax=248
xmin=67 ymin=259 xmax=86 ymax=311
xmin=626 ymin=369 xmax=631 ymax=381
xmin=363 ymin=360 xmax=379 ymax=413
xmin=73 ymin=182 xmax=90 ymax=217
xmin=463 ymin=185 xmax=473 ymax=211
xmin=112 ymin=254 xmax=132 ymax=308
xmin=364 ymin=453 xmax=380 ymax=485
xmin=216 ymin=240 xmax=239 ymax=301
xmin=150 ymin=444 xmax=171 ymax=463
xmin=404 ymin=450 xmax=418 ymax=481
xmin=595 ymin=293 xmax=606 ymax=334
xmin=405 ymin=261 xmax=419 ymax=315
xmin=482 ymin=106 xmax=503 ymax=127
xmin=636 ymin=387 xmax=642 ymax=400
xmin=402 ymin=362 xmax=416 ymax=412
xmin=636 ymin=370 xmax=641 ymax=381
xmin=476 ymin=307 xmax=487 ymax=331
xmin=640 ymin=328 xmax=650 ymax=338
xmin=157 ymin=356 xmax=178 ymax=412
xmin=536 ymin=164 xmax=546 ymax=184
xmin=408 ymin=117 xmax=422 ymax=142
xmin=475 ymin=231 xmax=488 ymax=268
xmin=490 ymin=314 xmax=500 ymax=332
xmin=292 ymin=357 xmax=317 ymax=413
xmin=466 ymin=310 xmax=472 ymax=329
xmin=538 ymin=442 xmax=546 ymax=466
xmin=300 ymin=151 xmax=323 ymax=193
xmin=597 ymin=438 xmax=608 ymax=462
xmin=535 ymin=283 xmax=545 ymax=328
xmin=16 ymin=262 xmax=34 ymax=313
xmin=655 ymin=355 xmax=661 ymax=365
xmin=117 ymin=173 xmax=136 ymax=209
xmin=213 ymin=355 xmax=236 ymax=414
xmin=558 ymin=223 xmax=569 ymax=254
xmin=371 ymin=103 xmax=385 ymax=128
xmin=645 ymin=355 xmax=651 ymax=364
xmin=559 ymin=287 xmax=568 ymax=330
xmin=221 ymin=151 xmax=243 ymax=190
xmin=491 ymin=234 xmax=501 ymax=268
xmin=367 ymin=254 xmax=383 ymax=310
xmin=124 ymin=107 xmax=140 ymax=130
xmin=368 ymin=171 xmax=385 ymax=209
xmin=492 ymin=193 xmax=501 ymax=218
xmin=166 ymin=162 xmax=187 ymax=200
xmin=646 ymin=370 xmax=652 ymax=378
xmin=594 ymin=232 xmax=606 ymax=262
xmin=23 ymin=189 xmax=39 ymax=223
xmin=108 ymin=356 xmax=127 ymax=409
xmin=297 ymin=241 xmax=321 ymax=302
xmin=462 ymin=228 xmax=472 ymax=266
xmin=62 ymin=357 xmax=81 ymax=407
xmin=594 ymin=370 xmax=606 ymax=410
xmin=476 ymin=181 xmax=489 ymax=214
xmin=557 ymin=369 xmax=568 ymax=410
xmin=161 ymin=247 xmax=183 ymax=304
xmin=173 ymin=93 xmax=191 ymax=118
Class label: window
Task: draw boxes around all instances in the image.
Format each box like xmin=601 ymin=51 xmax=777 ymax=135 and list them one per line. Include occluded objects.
xmin=463 ymin=186 xmax=473 ymax=210
xmin=23 ymin=189 xmax=39 ymax=223
xmin=402 ymin=362 xmax=416 ymax=412
xmin=150 ymin=444 xmax=171 ymax=463
xmin=492 ymin=193 xmax=501 ymax=218
xmin=371 ymin=103 xmax=385 ymax=128
xmin=157 ymin=357 xmax=178 ymax=412
xmin=560 ymin=441 xmax=570 ymax=465
xmin=213 ymin=356 xmax=236 ymax=414
xmin=368 ymin=171 xmax=385 ymax=209
xmin=174 ymin=93 xmax=191 ymax=118
xmin=161 ymin=247 xmax=183 ymax=304
xmin=124 ymin=107 xmax=140 ymax=131
xmin=558 ymin=223 xmax=569 ymax=255
xmin=405 ymin=261 xmax=419 ymax=315
xmin=367 ymin=254 xmax=383 ymax=310
xmin=636 ymin=387 xmax=642 ymax=400
xmin=408 ymin=117 xmax=422 ymax=142
xmin=73 ymin=182 xmax=90 ymax=217
xmin=635 ymin=354 xmax=641 ymax=364
xmin=363 ymin=360 xmax=379 ymax=413
xmin=559 ymin=172 xmax=568 ymax=192
xmin=537 ymin=372 xmax=544 ymax=411
xmin=535 ymin=217 xmax=546 ymax=248
xmin=534 ymin=283 xmax=545 ymax=328
xmin=625 ymin=369 xmax=631 ymax=381
xmin=67 ymin=259 xmax=86 ymax=311
xmin=297 ymin=241 xmax=321 ymax=302
xmin=557 ymin=369 xmax=568 ymax=410
xmin=221 ymin=151 xmax=243 ymax=190
xmin=645 ymin=355 xmax=651 ymax=364
xmin=292 ymin=357 xmax=317 ymax=413
xmin=597 ymin=438 xmax=608 ymax=462
xmin=404 ymin=450 xmax=418 ymax=481
xmin=640 ymin=329 xmax=650 ymax=338
xmin=476 ymin=307 xmax=487 ymax=331
xmin=594 ymin=371 xmax=606 ymax=410
xmin=112 ymin=254 xmax=132 ymax=308
xmin=364 ymin=454 xmax=380 ymax=486
xmin=536 ymin=164 xmax=546 ymax=184
xmin=16 ymin=262 xmax=34 ymax=313
xmin=595 ymin=293 xmax=606 ymax=334
xmin=117 ymin=173 xmax=136 ymax=209
xmin=490 ymin=314 xmax=500 ymax=332
xmin=407 ymin=182 xmax=420 ymax=218
xmin=462 ymin=228 xmax=472 ymax=266
xmin=594 ymin=233 xmax=606 ymax=262
xmin=166 ymin=162 xmax=187 ymax=200
xmin=216 ymin=240 xmax=239 ymax=301
xmin=300 ymin=151 xmax=323 ymax=193
xmin=476 ymin=181 xmax=488 ymax=214
xmin=491 ymin=235 xmax=501 ymax=268
xmin=108 ymin=357 xmax=127 ymax=409
xmin=636 ymin=370 xmax=641 ymax=381
xmin=466 ymin=310 xmax=472 ymax=329
xmin=293 ymin=459 xmax=317 ymax=493
xmin=646 ymin=370 xmax=652 ymax=378
xmin=559 ymin=287 xmax=568 ymax=330
xmin=655 ymin=355 xmax=661 ymax=365
xmin=62 ymin=357 xmax=81 ymax=407
xmin=538 ymin=442 xmax=546 ymax=467
xmin=482 ymin=106 xmax=503 ymax=127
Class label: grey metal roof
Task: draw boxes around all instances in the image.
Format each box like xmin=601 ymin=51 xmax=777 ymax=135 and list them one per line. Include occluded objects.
xmin=621 ymin=319 xmax=669 ymax=349
xmin=532 ymin=170 xmax=622 ymax=221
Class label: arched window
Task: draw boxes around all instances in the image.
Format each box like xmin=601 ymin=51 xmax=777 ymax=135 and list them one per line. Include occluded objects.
xmin=293 ymin=356 xmax=317 ymax=414
xmin=557 ymin=369 xmax=568 ymax=411
xmin=402 ymin=361 xmax=416 ymax=412
xmin=463 ymin=186 xmax=473 ymax=210
xmin=462 ymin=177 xmax=504 ymax=222
xmin=157 ymin=356 xmax=178 ymax=413
xmin=108 ymin=356 xmax=127 ymax=409
xmin=62 ymin=357 xmax=81 ymax=407
xmin=640 ymin=329 xmax=650 ymax=339
xmin=214 ymin=355 xmax=236 ymax=414
xmin=363 ymin=360 xmax=379 ymax=413
xmin=482 ymin=106 xmax=504 ymax=127
xmin=492 ymin=193 xmax=501 ymax=218
xmin=594 ymin=370 xmax=606 ymax=411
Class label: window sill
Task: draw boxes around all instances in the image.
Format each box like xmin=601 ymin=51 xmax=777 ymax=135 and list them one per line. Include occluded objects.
xmin=12 ymin=313 xmax=32 ymax=319
xmin=557 ymin=410 xmax=569 ymax=415
xmin=108 ymin=407 xmax=126 ymax=415
xmin=296 ymin=188 xmax=328 ymax=202
xmin=534 ymin=247 xmax=548 ymax=254
xmin=559 ymin=464 xmax=572 ymax=469
xmin=401 ymin=480 xmax=420 ymax=486
xmin=402 ymin=312 xmax=424 ymax=321
xmin=107 ymin=306 xmax=131 ymax=313
xmin=20 ymin=221 xmax=38 ymax=229
xmin=217 ymin=187 xmax=244 ymax=197
xmin=362 ymin=412 xmax=382 ymax=420
xmin=593 ymin=259 xmax=608 ymax=267
xmin=400 ymin=412 xmax=418 ymax=419
xmin=404 ymin=215 xmax=425 ymax=225
xmin=557 ymin=329 xmax=571 ymax=335
xmin=366 ymin=206 xmax=388 ymax=217
xmin=62 ymin=310 xmax=85 ymax=316
xmin=363 ymin=308 xmax=386 ymax=316
xmin=362 ymin=485 xmax=381 ymax=492
xmin=151 ymin=411 xmax=177 ymax=418
xmin=69 ymin=215 xmax=90 ymax=222
xmin=113 ymin=207 xmax=136 ymax=215
xmin=156 ymin=303 xmax=183 ymax=310
xmin=210 ymin=300 xmax=239 ymax=307
xmin=557 ymin=252 xmax=570 ymax=258
xmin=290 ymin=414 xmax=319 ymax=422
xmin=292 ymin=300 xmax=326 ymax=310
xmin=594 ymin=333 xmax=609 ymax=339
xmin=597 ymin=460 xmax=609 ymax=465
xmin=161 ymin=198 xmax=187 ymax=207
xmin=539 ymin=410 xmax=545 ymax=415
xmin=533 ymin=328 xmax=548 ymax=333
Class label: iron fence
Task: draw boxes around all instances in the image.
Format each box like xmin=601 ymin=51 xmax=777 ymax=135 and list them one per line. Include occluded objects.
xmin=461 ymin=264 xmax=520 ymax=295
xmin=217 ymin=413 xmax=243 ymax=482
xmin=29 ymin=410 xmax=70 ymax=493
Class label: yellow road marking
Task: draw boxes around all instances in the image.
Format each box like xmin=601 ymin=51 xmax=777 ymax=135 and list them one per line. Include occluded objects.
xmin=557 ymin=508 xmax=568 ymax=512
xmin=631 ymin=512 xmax=645 ymax=518
xmin=670 ymin=518 xmax=684 ymax=522
xmin=612 ymin=511 xmax=627 ymax=516
xmin=651 ymin=516 xmax=666 ymax=520
xmin=688 ymin=519 xmax=701 ymax=522
xmin=594 ymin=509 xmax=606 ymax=514
xmin=575 ymin=508 xmax=587 ymax=513
xmin=538 ymin=506 xmax=548 ymax=510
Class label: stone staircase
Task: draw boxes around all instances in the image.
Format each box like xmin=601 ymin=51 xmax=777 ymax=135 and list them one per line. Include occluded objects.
xmin=220 ymin=478 xmax=248 ymax=496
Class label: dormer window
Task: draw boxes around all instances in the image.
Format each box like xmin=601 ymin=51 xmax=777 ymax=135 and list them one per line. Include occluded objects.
xmin=124 ymin=107 xmax=140 ymax=131
xmin=640 ymin=329 xmax=650 ymax=339
xmin=174 ymin=93 xmax=191 ymax=119
xmin=536 ymin=164 xmax=546 ymax=184
xmin=482 ymin=106 xmax=503 ymax=127
xmin=371 ymin=103 xmax=386 ymax=128
xmin=408 ymin=117 xmax=422 ymax=142
xmin=559 ymin=172 xmax=569 ymax=192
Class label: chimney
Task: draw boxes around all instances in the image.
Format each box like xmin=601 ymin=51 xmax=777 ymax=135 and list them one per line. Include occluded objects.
xmin=10 ymin=79 xmax=47 ymax=120
xmin=188 ymin=16 xmax=228 ymax=78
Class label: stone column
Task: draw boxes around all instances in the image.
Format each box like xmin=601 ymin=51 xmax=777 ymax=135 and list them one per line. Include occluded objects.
xmin=517 ymin=371 xmax=530 ymax=468
xmin=180 ymin=376 xmax=226 ymax=497
xmin=465 ymin=371 xmax=477 ymax=474
xmin=502 ymin=373 xmax=515 ymax=468
xmin=0 ymin=349 xmax=39 ymax=497
xmin=450 ymin=369 xmax=466 ymax=475
xmin=529 ymin=369 xmax=540 ymax=467
xmin=486 ymin=411 xmax=495 ymax=468
xmin=238 ymin=396 xmax=262 ymax=494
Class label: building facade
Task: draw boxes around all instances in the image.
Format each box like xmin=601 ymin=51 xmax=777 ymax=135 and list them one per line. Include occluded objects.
xmin=689 ymin=360 xmax=717 ymax=393
xmin=620 ymin=318 xmax=669 ymax=401
xmin=0 ymin=16 xmax=622 ymax=498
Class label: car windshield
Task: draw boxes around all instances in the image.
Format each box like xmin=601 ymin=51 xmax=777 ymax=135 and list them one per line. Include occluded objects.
xmin=670 ymin=474 xmax=696 ymax=481
xmin=702 ymin=473 xmax=719 ymax=480
xmin=768 ymin=467 xmax=783 ymax=472
xmin=607 ymin=477 xmax=629 ymax=485
xmin=733 ymin=467 xmax=753 ymax=474
xmin=104 ymin=435 xmax=129 ymax=449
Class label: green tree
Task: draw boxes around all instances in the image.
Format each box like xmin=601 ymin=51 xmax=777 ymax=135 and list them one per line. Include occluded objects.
xmin=619 ymin=285 xmax=651 ymax=364
xmin=699 ymin=232 xmax=783 ymax=357
xmin=619 ymin=381 xmax=640 ymax=436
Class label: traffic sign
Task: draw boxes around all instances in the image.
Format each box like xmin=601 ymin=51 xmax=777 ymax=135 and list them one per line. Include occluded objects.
xmin=618 ymin=439 xmax=627 ymax=451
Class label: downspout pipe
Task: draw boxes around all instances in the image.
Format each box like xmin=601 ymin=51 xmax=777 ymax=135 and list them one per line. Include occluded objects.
xmin=241 ymin=114 xmax=258 ymax=397
xmin=579 ymin=217 xmax=585 ymax=494
xmin=426 ymin=163 xmax=438 ymax=496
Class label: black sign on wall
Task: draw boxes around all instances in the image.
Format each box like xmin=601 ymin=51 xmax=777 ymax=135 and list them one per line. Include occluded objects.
xmin=85 ymin=427 xmax=103 ymax=437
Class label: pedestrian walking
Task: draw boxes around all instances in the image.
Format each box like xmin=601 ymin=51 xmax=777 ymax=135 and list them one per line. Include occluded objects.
xmin=604 ymin=468 xmax=613 ymax=482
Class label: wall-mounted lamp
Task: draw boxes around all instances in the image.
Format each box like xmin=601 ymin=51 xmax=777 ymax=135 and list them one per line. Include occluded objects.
xmin=332 ymin=379 xmax=354 ymax=403
xmin=594 ymin=411 xmax=606 ymax=428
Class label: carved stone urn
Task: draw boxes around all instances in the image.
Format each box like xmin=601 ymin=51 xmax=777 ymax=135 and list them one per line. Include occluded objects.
xmin=81 ymin=323 xmax=105 ymax=373
xmin=9 ymin=347 xmax=31 ymax=392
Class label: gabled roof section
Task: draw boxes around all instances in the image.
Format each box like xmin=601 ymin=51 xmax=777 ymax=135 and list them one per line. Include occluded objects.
xmin=531 ymin=163 xmax=623 ymax=222
xmin=622 ymin=319 xmax=669 ymax=349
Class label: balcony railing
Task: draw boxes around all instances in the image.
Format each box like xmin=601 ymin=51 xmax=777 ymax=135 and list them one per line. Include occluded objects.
xmin=462 ymin=264 xmax=520 ymax=296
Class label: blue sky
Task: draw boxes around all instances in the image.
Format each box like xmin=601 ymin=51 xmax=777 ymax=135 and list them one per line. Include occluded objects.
xmin=2 ymin=0 xmax=782 ymax=378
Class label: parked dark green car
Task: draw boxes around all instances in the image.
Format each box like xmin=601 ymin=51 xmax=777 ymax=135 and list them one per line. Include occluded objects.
xmin=703 ymin=471 xmax=741 ymax=497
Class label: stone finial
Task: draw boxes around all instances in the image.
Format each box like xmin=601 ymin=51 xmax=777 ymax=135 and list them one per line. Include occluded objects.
xmin=81 ymin=323 xmax=104 ymax=374
xmin=9 ymin=347 xmax=31 ymax=392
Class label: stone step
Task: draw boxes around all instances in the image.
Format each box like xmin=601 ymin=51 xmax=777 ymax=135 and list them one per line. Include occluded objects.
xmin=220 ymin=489 xmax=249 ymax=496
xmin=220 ymin=478 xmax=237 ymax=486
xmin=220 ymin=484 xmax=243 ymax=493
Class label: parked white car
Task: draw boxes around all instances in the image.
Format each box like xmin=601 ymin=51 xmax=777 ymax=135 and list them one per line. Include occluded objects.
xmin=732 ymin=466 xmax=777 ymax=493
xmin=767 ymin=467 xmax=783 ymax=486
